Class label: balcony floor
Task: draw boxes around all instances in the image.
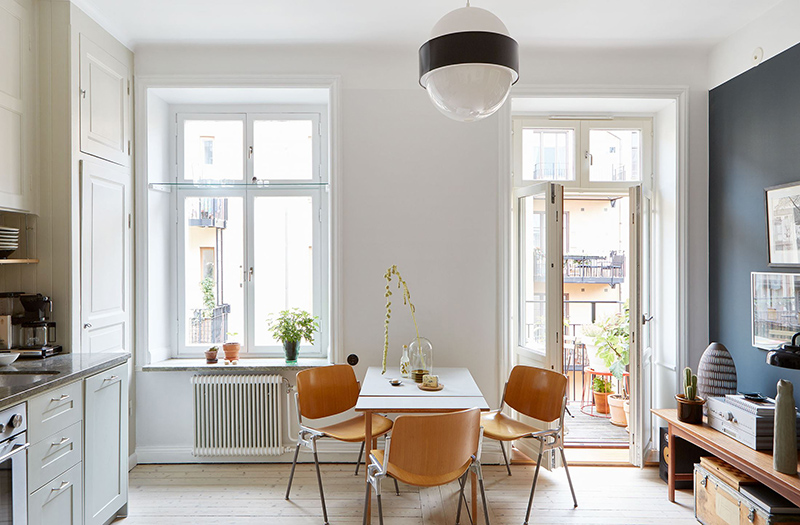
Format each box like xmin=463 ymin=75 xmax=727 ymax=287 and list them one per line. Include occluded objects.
xmin=564 ymin=400 xmax=630 ymax=446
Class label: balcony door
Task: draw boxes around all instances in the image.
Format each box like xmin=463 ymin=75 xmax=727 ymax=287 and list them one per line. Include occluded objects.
xmin=511 ymin=182 xmax=564 ymax=463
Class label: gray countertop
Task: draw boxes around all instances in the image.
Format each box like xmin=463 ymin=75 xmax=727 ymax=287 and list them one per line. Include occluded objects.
xmin=0 ymin=352 xmax=130 ymax=410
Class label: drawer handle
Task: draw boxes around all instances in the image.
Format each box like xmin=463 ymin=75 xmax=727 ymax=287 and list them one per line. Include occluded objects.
xmin=52 ymin=437 xmax=70 ymax=446
xmin=51 ymin=394 xmax=70 ymax=402
xmin=104 ymin=375 xmax=120 ymax=382
xmin=51 ymin=480 xmax=70 ymax=492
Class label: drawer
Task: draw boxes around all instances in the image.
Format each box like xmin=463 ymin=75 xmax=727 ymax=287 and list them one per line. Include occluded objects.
xmin=27 ymin=381 xmax=83 ymax=443
xmin=27 ymin=421 xmax=82 ymax=493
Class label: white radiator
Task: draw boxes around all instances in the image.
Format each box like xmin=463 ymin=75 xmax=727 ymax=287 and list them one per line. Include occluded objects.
xmin=191 ymin=374 xmax=283 ymax=457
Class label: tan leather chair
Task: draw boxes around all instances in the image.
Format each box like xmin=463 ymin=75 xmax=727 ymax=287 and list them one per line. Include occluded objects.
xmin=285 ymin=364 xmax=393 ymax=525
xmin=362 ymin=408 xmax=490 ymax=525
xmin=481 ymin=365 xmax=577 ymax=525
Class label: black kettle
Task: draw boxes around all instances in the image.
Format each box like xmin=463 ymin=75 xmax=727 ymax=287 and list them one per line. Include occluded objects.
xmin=767 ymin=332 xmax=800 ymax=369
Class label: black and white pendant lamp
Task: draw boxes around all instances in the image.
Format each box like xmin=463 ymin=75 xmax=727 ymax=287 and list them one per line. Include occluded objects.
xmin=419 ymin=1 xmax=519 ymax=122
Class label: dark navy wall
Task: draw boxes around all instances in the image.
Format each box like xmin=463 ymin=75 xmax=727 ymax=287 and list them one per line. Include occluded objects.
xmin=709 ymin=43 xmax=800 ymax=403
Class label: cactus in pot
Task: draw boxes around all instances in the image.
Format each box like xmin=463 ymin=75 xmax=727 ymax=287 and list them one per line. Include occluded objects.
xmin=676 ymin=365 xmax=704 ymax=423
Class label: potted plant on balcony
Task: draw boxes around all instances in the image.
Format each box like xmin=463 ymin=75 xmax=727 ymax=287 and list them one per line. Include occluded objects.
xmin=591 ymin=304 xmax=630 ymax=426
xmin=267 ymin=308 xmax=319 ymax=364
xmin=223 ymin=332 xmax=240 ymax=361
xmin=592 ymin=376 xmax=613 ymax=414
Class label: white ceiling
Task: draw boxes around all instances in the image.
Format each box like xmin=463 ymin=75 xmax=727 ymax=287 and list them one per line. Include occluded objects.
xmin=77 ymin=0 xmax=782 ymax=50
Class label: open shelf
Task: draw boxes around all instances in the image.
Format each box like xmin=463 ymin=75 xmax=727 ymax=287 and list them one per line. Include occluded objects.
xmin=149 ymin=181 xmax=328 ymax=191
xmin=0 ymin=258 xmax=38 ymax=265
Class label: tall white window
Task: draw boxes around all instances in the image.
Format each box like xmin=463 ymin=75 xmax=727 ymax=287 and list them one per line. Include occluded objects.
xmin=176 ymin=109 xmax=328 ymax=357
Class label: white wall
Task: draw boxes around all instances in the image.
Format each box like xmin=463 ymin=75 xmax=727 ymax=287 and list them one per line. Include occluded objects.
xmin=709 ymin=0 xmax=800 ymax=89
xmin=133 ymin=43 xmax=709 ymax=461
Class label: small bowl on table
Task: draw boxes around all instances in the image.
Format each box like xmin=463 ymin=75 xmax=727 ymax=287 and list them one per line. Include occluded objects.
xmin=0 ymin=353 xmax=20 ymax=366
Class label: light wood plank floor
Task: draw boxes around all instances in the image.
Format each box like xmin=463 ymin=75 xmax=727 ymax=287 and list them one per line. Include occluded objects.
xmin=115 ymin=463 xmax=695 ymax=524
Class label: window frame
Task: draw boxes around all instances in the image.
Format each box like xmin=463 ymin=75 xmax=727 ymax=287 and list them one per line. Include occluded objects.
xmin=172 ymin=105 xmax=329 ymax=358
xmin=513 ymin=117 xmax=652 ymax=191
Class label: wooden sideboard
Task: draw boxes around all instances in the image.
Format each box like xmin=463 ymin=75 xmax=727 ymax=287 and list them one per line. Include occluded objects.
xmin=652 ymin=408 xmax=800 ymax=506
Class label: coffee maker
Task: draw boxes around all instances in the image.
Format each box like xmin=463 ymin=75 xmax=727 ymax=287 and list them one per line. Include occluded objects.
xmin=11 ymin=294 xmax=62 ymax=358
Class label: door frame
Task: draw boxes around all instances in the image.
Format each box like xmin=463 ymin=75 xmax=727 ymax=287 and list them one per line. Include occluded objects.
xmin=498 ymin=86 xmax=691 ymax=462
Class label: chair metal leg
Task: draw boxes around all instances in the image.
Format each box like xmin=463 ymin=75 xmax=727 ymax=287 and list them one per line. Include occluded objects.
xmin=284 ymin=441 xmax=301 ymax=500
xmin=455 ymin=472 xmax=474 ymax=525
xmin=362 ymin=480 xmax=371 ymax=525
xmin=523 ymin=445 xmax=544 ymax=525
xmin=559 ymin=446 xmax=578 ymax=508
xmin=392 ymin=476 xmax=399 ymax=496
xmin=312 ymin=441 xmax=330 ymax=525
xmin=500 ymin=440 xmax=512 ymax=476
xmin=477 ymin=466 xmax=491 ymax=525
xmin=355 ymin=441 xmax=365 ymax=475
xmin=376 ymin=493 xmax=385 ymax=525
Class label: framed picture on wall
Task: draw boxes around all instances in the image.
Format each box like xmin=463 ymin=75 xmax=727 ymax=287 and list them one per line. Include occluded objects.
xmin=751 ymin=272 xmax=800 ymax=350
xmin=766 ymin=182 xmax=800 ymax=266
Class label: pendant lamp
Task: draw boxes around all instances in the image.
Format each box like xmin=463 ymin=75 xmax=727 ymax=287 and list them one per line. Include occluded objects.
xmin=418 ymin=1 xmax=519 ymax=122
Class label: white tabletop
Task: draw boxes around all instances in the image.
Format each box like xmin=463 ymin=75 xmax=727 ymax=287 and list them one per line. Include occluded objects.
xmin=355 ymin=366 xmax=489 ymax=411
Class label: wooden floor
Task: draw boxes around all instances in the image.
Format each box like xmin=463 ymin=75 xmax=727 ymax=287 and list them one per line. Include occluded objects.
xmin=564 ymin=401 xmax=630 ymax=445
xmin=116 ymin=462 xmax=696 ymax=524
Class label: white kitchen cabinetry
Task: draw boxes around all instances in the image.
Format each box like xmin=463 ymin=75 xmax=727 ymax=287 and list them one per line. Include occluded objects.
xmin=0 ymin=0 xmax=35 ymax=213
xmin=84 ymin=362 xmax=129 ymax=525
xmin=79 ymin=33 xmax=131 ymax=167
xmin=80 ymin=159 xmax=132 ymax=354
xmin=28 ymin=463 xmax=83 ymax=525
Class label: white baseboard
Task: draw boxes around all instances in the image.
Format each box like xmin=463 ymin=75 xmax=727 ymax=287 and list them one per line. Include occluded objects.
xmin=135 ymin=438 xmax=506 ymax=465
xmin=128 ymin=452 xmax=138 ymax=471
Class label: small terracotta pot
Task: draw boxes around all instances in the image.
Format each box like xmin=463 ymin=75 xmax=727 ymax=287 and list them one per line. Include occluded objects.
xmin=204 ymin=350 xmax=218 ymax=364
xmin=594 ymin=391 xmax=611 ymax=414
xmin=675 ymin=394 xmax=705 ymax=424
xmin=223 ymin=342 xmax=240 ymax=361
xmin=609 ymin=394 xmax=628 ymax=427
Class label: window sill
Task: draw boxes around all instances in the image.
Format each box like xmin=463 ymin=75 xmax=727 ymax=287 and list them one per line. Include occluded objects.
xmin=141 ymin=357 xmax=331 ymax=372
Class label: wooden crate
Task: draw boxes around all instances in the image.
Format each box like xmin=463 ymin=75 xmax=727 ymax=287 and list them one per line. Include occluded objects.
xmin=695 ymin=464 xmax=800 ymax=525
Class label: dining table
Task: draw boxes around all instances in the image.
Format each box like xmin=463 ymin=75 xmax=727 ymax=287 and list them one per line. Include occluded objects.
xmin=356 ymin=366 xmax=491 ymax=524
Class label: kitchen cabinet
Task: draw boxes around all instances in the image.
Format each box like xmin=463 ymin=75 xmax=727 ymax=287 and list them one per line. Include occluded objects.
xmin=28 ymin=463 xmax=83 ymax=525
xmin=80 ymin=158 xmax=132 ymax=354
xmin=0 ymin=0 xmax=35 ymax=213
xmin=83 ymin=362 xmax=128 ymax=525
xmin=79 ymin=33 xmax=131 ymax=167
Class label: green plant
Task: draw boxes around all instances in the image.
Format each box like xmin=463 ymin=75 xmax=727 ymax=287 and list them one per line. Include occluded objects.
xmin=267 ymin=309 xmax=319 ymax=344
xmin=200 ymin=277 xmax=215 ymax=317
xmin=592 ymin=376 xmax=613 ymax=393
xmin=226 ymin=332 xmax=238 ymax=343
xmin=208 ymin=346 xmax=219 ymax=352
xmin=591 ymin=303 xmax=630 ymax=387
xmin=382 ymin=265 xmax=422 ymax=375
xmin=683 ymin=366 xmax=698 ymax=400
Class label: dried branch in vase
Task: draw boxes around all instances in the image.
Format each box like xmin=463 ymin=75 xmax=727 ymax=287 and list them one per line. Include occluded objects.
xmin=382 ymin=265 xmax=422 ymax=374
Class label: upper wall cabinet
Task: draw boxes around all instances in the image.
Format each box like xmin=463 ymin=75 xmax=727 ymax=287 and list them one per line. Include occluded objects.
xmin=0 ymin=0 xmax=35 ymax=213
xmin=79 ymin=33 xmax=131 ymax=167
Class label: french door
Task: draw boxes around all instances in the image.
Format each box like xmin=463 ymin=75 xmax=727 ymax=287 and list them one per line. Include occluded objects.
xmin=511 ymin=181 xmax=564 ymax=464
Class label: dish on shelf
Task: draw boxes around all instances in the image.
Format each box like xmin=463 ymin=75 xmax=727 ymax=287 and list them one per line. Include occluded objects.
xmin=0 ymin=353 xmax=20 ymax=366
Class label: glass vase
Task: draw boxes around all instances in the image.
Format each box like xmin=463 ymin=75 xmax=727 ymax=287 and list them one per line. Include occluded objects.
xmin=409 ymin=337 xmax=433 ymax=383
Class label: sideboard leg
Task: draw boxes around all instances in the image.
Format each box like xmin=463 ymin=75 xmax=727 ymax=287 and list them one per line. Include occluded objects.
xmin=667 ymin=424 xmax=676 ymax=503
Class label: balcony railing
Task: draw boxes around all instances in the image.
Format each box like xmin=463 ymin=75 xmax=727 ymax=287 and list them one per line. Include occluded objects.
xmin=188 ymin=198 xmax=228 ymax=229
xmin=191 ymin=303 xmax=230 ymax=344
xmin=564 ymin=251 xmax=625 ymax=285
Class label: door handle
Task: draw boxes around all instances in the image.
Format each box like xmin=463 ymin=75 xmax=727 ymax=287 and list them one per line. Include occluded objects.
xmin=83 ymin=323 xmax=92 ymax=329
xmin=642 ymin=314 xmax=653 ymax=324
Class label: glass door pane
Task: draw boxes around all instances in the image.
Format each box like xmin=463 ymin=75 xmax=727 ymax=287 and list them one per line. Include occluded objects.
xmin=251 ymin=194 xmax=317 ymax=350
xmin=519 ymin=191 xmax=548 ymax=351
xmin=181 ymin=195 xmax=245 ymax=350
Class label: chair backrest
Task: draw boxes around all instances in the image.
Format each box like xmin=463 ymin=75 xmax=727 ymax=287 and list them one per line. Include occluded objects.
xmin=296 ymin=364 xmax=360 ymax=420
xmin=503 ymin=365 xmax=567 ymax=423
xmin=386 ymin=408 xmax=480 ymax=487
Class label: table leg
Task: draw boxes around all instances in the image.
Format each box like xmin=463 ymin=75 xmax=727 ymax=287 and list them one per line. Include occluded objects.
xmin=667 ymin=423 xmax=676 ymax=503
xmin=365 ymin=410 xmax=373 ymax=525
xmin=471 ymin=470 xmax=478 ymax=521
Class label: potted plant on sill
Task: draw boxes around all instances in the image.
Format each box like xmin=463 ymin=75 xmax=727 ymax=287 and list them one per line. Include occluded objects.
xmin=592 ymin=376 xmax=613 ymax=414
xmin=223 ymin=332 xmax=240 ymax=361
xmin=589 ymin=304 xmax=630 ymax=426
xmin=205 ymin=346 xmax=219 ymax=364
xmin=676 ymin=366 xmax=704 ymax=424
xmin=267 ymin=308 xmax=319 ymax=364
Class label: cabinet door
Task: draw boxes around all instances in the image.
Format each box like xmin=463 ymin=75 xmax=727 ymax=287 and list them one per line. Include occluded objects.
xmin=80 ymin=158 xmax=132 ymax=354
xmin=28 ymin=463 xmax=83 ymax=525
xmin=0 ymin=0 xmax=33 ymax=212
xmin=79 ymin=33 xmax=130 ymax=166
xmin=84 ymin=362 xmax=128 ymax=525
